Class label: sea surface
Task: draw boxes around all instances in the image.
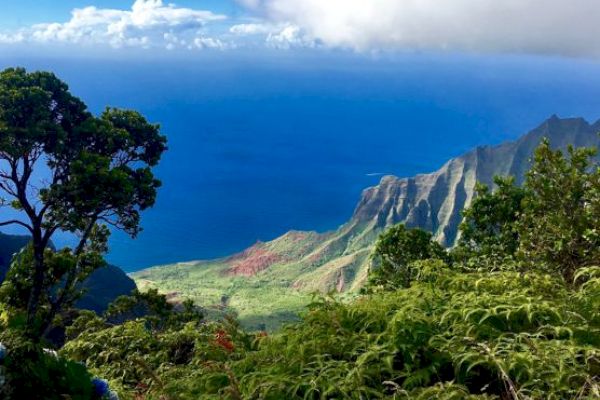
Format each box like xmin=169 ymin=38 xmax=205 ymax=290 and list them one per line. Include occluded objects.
xmin=2 ymin=52 xmax=600 ymax=271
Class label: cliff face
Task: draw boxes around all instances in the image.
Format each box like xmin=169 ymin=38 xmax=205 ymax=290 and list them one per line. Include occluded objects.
xmin=350 ymin=116 xmax=600 ymax=247
xmin=133 ymin=116 xmax=600 ymax=329
xmin=289 ymin=116 xmax=600 ymax=291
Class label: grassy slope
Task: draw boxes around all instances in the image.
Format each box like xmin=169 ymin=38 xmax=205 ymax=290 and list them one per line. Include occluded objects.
xmin=132 ymin=227 xmax=371 ymax=331
xmin=136 ymin=261 xmax=311 ymax=331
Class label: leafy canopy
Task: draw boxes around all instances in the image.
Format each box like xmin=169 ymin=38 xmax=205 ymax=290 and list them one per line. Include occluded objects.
xmin=63 ymin=263 xmax=600 ymax=399
xmin=368 ymin=224 xmax=447 ymax=290
xmin=518 ymin=138 xmax=600 ymax=283
xmin=456 ymin=176 xmax=527 ymax=262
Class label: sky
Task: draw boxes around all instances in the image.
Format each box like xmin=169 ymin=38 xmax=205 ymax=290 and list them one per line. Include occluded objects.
xmin=1 ymin=0 xmax=600 ymax=56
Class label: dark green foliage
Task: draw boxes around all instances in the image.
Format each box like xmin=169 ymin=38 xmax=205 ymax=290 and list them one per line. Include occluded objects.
xmin=0 ymin=231 xmax=136 ymax=314
xmin=103 ymin=288 xmax=203 ymax=328
xmin=224 ymin=265 xmax=599 ymax=399
xmin=0 ymin=244 xmax=107 ymax=347
xmin=63 ymin=320 xmax=246 ymax=398
xmin=518 ymin=139 xmax=600 ymax=283
xmin=65 ymin=263 xmax=600 ymax=399
xmin=368 ymin=224 xmax=447 ymax=289
xmin=105 ymin=289 xmax=174 ymax=323
xmin=454 ymin=138 xmax=600 ymax=283
xmin=1 ymin=245 xmax=103 ymax=311
xmin=0 ymin=328 xmax=93 ymax=399
xmin=456 ymin=176 xmax=527 ymax=264
xmin=61 ymin=292 xmax=238 ymax=399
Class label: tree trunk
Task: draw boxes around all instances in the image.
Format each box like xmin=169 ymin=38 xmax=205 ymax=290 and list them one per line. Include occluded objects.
xmin=25 ymin=226 xmax=45 ymax=338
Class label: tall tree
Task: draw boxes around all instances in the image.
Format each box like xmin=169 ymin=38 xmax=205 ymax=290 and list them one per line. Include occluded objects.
xmin=518 ymin=138 xmax=600 ymax=283
xmin=456 ymin=176 xmax=527 ymax=260
xmin=368 ymin=224 xmax=446 ymax=289
xmin=0 ymin=67 xmax=167 ymax=339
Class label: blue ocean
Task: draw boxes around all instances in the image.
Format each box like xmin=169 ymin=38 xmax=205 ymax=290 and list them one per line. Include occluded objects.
xmin=2 ymin=52 xmax=600 ymax=271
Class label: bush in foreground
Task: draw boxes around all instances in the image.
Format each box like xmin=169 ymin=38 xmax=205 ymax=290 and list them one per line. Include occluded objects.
xmin=64 ymin=262 xmax=600 ymax=399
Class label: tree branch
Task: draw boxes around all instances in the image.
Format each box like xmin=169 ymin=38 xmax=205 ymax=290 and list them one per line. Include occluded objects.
xmin=36 ymin=165 xmax=66 ymax=221
xmin=0 ymin=219 xmax=34 ymax=233
xmin=74 ymin=217 xmax=98 ymax=257
xmin=10 ymin=157 xmax=37 ymax=223
xmin=0 ymin=180 xmax=17 ymax=197
xmin=41 ymin=216 xmax=99 ymax=335
xmin=41 ymin=224 xmax=60 ymax=249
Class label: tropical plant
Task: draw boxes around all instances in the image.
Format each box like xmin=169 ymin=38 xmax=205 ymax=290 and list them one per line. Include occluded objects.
xmin=368 ymin=224 xmax=447 ymax=290
xmin=62 ymin=294 xmax=245 ymax=400
xmin=456 ymin=176 xmax=527 ymax=262
xmin=518 ymin=138 xmax=600 ymax=283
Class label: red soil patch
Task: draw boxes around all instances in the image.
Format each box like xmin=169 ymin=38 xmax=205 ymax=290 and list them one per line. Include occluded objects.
xmin=226 ymin=246 xmax=283 ymax=277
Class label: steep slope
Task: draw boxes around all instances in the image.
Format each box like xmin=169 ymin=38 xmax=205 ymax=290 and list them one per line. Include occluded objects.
xmin=0 ymin=232 xmax=137 ymax=313
xmin=0 ymin=232 xmax=30 ymax=282
xmin=133 ymin=116 xmax=600 ymax=329
xmin=350 ymin=115 xmax=600 ymax=247
xmin=76 ymin=264 xmax=137 ymax=313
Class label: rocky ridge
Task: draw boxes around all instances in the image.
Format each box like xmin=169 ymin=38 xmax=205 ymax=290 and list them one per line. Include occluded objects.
xmin=133 ymin=116 xmax=600 ymax=329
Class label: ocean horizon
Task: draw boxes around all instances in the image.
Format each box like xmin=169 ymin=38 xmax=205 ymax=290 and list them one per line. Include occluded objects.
xmin=2 ymin=53 xmax=600 ymax=271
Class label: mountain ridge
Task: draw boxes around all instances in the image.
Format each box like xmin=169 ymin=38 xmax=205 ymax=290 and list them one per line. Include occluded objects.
xmin=133 ymin=116 xmax=600 ymax=329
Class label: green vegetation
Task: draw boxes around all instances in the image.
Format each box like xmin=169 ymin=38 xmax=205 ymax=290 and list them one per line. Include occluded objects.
xmin=455 ymin=176 xmax=526 ymax=263
xmin=367 ymin=224 xmax=447 ymax=290
xmin=518 ymin=139 xmax=600 ymax=282
xmin=52 ymin=137 xmax=600 ymax=399
xmin=62 ymin=263 xmax=600 ymax=399
xmin=136 ymin=259 xmax=315 ymax=332
xmin=0 ymin=68 xmax=599 ymax=399
xmin=0 ymin=67 xmax=165 ymax=399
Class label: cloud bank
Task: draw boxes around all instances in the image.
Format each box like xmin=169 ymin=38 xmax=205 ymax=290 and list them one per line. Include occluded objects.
xmin=251 ymin=0 xmax=600 ymax=57
xmin=1 ymin=0 xmax=599 ymax=57
xmin=1 ymin=0 xmax=228 ymax=49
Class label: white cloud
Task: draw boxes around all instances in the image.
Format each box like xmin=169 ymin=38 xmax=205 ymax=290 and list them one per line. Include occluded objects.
xmin=193 ymin=36 xmax=230 ymax=50
xmin=245 ymin=0 xmax=600 ymax=57
xmin=3 ymin=0 xmax=598 ymax=57
xmin=266 ymin=25 xmax=315 ymax=49
xmin=229 ymin=23 xmax=273 ymax=36
xmin=2 ymin=0 xmax=227 ymax=50
xmin=229 ymin=22 xmax=315 ymax=49
xmin=0 ymin=32 xmax=25 ymax=44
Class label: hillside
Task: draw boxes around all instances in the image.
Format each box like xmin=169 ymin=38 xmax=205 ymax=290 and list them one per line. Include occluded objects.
xmin=0 ymin=232 xmax=136 ymax=314
xmin=0 ymin=233 xmax=30 ymax=282
xmin=133 ymin=116 xmax=600 ymax=330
